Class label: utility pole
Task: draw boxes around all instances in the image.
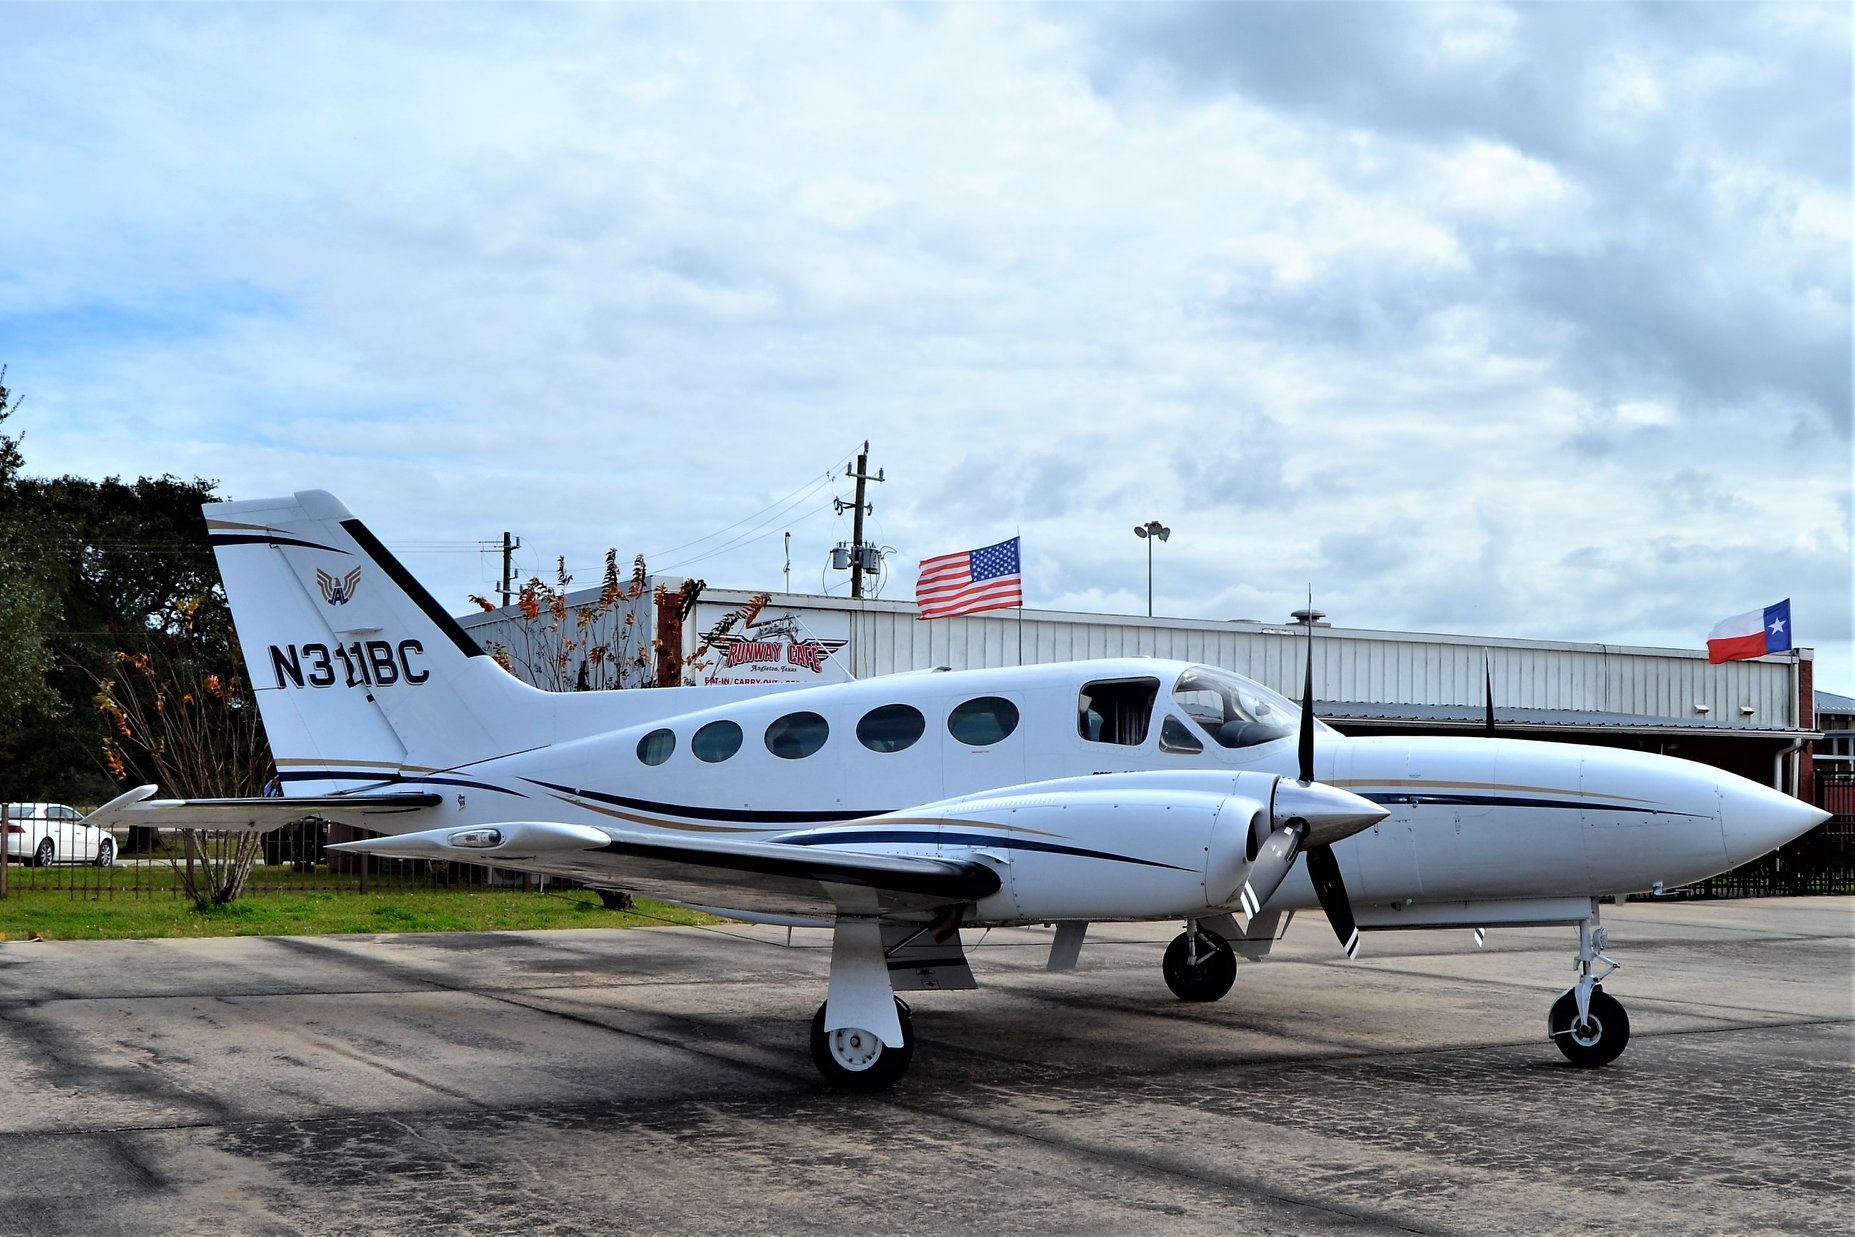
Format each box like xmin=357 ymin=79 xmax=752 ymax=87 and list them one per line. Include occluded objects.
xmin=500 ymin=532 xmax=522 ymax=608
xmin=783 ymin=531 xmax=791 ymax=594
xmin=836 ymin=443 xmax=885 ymax=599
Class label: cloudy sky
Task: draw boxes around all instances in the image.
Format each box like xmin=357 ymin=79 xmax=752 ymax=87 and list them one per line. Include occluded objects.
xmin=4 ymin=3 xmax=1850 ymax=686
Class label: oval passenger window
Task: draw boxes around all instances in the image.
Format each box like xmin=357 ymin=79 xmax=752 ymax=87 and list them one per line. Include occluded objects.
xmin=947 ymin=696 xmax=1019 ymax=746
xmin=636 ymin=728 xmax=675 ymax=766
xmin=765 ymin=711 xmax=829 ymax=760
xmin=857 ymin=704 xmax=926 ymax=753
xmin=691 ymin=720 xmax=743 ymax=763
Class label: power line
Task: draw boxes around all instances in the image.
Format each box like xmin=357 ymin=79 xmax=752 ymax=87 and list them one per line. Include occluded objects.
xmin=643 ymin=467 xmax=837 ymax=563
xmin=555 ymin=442 xmax=860 ymax=578
xmin=657 ymin=502 xmax=833 ymax=575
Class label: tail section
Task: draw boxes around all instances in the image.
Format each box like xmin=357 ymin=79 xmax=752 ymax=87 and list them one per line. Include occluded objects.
xmin=207 ymin=491 xmax=545 ymax=792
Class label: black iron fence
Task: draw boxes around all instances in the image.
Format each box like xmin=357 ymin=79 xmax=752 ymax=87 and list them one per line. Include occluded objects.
xmin=0 ymin=807 xmax=584 ymax=903
xmin=1682 ymin=773 xmax=1855 ymax=898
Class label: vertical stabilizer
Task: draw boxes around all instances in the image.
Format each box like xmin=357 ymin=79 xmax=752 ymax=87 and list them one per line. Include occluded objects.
xmin=206 ymin=491 xmax=546 ymax=792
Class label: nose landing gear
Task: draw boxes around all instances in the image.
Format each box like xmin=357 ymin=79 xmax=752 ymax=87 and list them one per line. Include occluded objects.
xmin=1162 ymin=922 xmax=1237 ymax=1002
xmin=1549 ymin=914 xmax=1631 ymax=1067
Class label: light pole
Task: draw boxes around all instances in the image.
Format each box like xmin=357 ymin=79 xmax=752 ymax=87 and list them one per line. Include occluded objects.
xmin=1134 ymin=520 xmax=1170 ymax=617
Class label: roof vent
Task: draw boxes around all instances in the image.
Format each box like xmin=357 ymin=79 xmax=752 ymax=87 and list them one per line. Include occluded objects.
xmin=1694 ymin=704 xmax=1711 ymax=715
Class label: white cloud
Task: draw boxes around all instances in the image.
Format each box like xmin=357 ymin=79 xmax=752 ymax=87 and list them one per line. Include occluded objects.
xmin=1 ymin=1 xmax=1848 ymax=687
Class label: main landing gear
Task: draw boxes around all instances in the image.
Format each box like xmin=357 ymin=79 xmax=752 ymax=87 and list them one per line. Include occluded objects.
xmin=1163 ymin=922 xmax=1236 ymax=1002
xmin=1549 ymin=913 xmax=1631 ymax=1067
xmin=811 ymin=917 xmax=915 ymax=1091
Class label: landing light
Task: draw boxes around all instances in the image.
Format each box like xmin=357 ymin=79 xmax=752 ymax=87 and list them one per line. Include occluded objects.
xmin=448 ymin=828 xmax=504 ymax=849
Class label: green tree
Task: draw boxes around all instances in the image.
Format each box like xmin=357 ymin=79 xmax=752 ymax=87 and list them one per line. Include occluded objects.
xmin=0 ymin=370 xmax=252 ymax=807
xmin=0 ymin=373 xmax=57 ymax=744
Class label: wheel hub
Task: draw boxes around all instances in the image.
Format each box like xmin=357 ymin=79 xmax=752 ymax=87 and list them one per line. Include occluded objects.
xmin=827 ymin=1027 xmax=884 ymax=1072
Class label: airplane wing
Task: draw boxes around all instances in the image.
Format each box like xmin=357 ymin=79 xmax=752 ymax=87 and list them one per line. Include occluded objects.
xmin=84 ymin=785 xmax=443 ymax=831
xmin=328 ymin=820 xmax=999 ymax=919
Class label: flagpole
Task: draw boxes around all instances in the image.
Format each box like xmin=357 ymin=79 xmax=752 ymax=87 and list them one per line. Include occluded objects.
xmin=1016 ymin=528 xmax=1024 ymax=668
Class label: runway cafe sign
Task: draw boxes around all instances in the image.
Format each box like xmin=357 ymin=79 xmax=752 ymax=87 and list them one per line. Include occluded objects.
xmin=692 ymin=607 xmax=851 ymax=686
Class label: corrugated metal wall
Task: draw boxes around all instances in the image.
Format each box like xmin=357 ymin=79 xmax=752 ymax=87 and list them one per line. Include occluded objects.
xmin=842 ymin=605 xmax=1799 ymax=727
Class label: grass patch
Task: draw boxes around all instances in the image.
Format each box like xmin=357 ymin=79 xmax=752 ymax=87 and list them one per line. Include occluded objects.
xmin=0 ymin=881 xmax=715 ymax=941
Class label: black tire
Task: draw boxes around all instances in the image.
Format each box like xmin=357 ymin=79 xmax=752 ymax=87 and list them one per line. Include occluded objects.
xmin=1549 ymin=985 xmax=1631 ymax=1068
xmin=96 ymin=838 xmax=115 ymax=868
xmin=32 ymin=838 xmax=54 ymax=868
xmin=1163 ymin=928 xmax=1237 ymax=1002
xmin=810 ymin=998 xmax=914 ymax=1092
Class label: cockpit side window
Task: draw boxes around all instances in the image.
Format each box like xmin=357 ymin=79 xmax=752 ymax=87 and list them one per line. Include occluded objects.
xmin=1173 ymin=666 xmax=1298 ymax=750
xmin=1159 ymin=715 xmax=1204 ymax=755
xmin=1078 ymin=677 xmax=1159 ymax=746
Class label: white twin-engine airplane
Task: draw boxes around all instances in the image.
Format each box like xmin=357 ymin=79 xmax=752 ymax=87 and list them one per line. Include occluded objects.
xmin=92 ymin=492 xmax=1828 ymax=1091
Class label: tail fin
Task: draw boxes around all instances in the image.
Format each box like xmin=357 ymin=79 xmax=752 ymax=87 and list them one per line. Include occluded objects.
xmin=207 ymin=491 xmax=540 ymax=792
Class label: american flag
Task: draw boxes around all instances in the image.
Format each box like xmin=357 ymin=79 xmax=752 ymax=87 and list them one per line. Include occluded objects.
xmin=916 ymin=537 xmax=1023 ymax=620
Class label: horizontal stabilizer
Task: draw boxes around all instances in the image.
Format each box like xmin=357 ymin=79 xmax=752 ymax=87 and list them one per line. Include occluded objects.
xmin=84 ymin=785 xmax=442 ymax=832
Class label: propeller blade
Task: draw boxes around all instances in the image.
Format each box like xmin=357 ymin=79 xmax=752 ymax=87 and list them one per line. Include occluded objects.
xmin=1483 ymin=651 xmax=1496 ymax=737
xmin=1303 ymin=842 xmax=1360 ymax=960
xmin=1234 ymin=824 xmax=1304 ymax=927
xmin=1298 ymin=614 xmax=1316 ymax=784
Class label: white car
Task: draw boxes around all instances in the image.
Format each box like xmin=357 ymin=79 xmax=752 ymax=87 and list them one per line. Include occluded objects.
xmin=2 ymin=802 xmax=116 ymax=867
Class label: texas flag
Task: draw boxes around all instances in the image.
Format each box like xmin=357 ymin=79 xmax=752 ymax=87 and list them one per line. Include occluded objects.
xmin=1706 ymin=599 xmax=1792 ymax=663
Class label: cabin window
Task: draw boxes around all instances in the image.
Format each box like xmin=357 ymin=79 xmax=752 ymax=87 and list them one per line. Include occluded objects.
xmin=765 ymin=711 xmax=829 ymax=760
xmin=1078 ymin=677 xmax=1159 ymax=746
xmin=948 ymin=696 xmax=1019 ymax=746
xmin=857 ymin=704 xmax=925 ymax=753
xmin=1173 ymin=666 xmax=1296 ymax=750
xmin=637 ymin=728 xmax=675 ymax=766
xmin=692 ymin=720 xmax=743 ymax=763
xmin=1159 ymin=715 xmax=1204 ymax=755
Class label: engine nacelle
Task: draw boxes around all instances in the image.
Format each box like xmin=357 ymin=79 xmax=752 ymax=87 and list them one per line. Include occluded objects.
xmin=938 ymin=771 xmax=1387 ymax=924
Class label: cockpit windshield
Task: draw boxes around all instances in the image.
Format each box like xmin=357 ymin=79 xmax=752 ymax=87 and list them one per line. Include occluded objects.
xmin=1172 ymin=666 xmax=1327 ymax=750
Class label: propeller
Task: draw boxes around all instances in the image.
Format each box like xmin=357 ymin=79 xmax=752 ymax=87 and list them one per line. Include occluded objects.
xmin=1294 ymin=606 xmax=1359 ymax=959
xmin=1230 ymin=598 xmax=1363 ymax=960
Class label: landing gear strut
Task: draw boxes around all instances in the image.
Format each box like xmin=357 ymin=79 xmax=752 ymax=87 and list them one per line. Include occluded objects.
xmin=1163 ymin=922 xmax=1236 ymax=1002
xmin=811 ymin=916 xmax=913 ymax=1090
xmin=1549 ymin=912 xmax=1630 ymax=1067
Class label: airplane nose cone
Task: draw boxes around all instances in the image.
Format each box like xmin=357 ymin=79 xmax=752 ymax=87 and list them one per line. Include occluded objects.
xmin=1719 ymin=775 xmax=1830 ymax=866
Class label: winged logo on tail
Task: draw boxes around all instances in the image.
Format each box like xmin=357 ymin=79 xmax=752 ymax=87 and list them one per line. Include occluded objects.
xmin=316 ymin=566 xmax=362 ymax=605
